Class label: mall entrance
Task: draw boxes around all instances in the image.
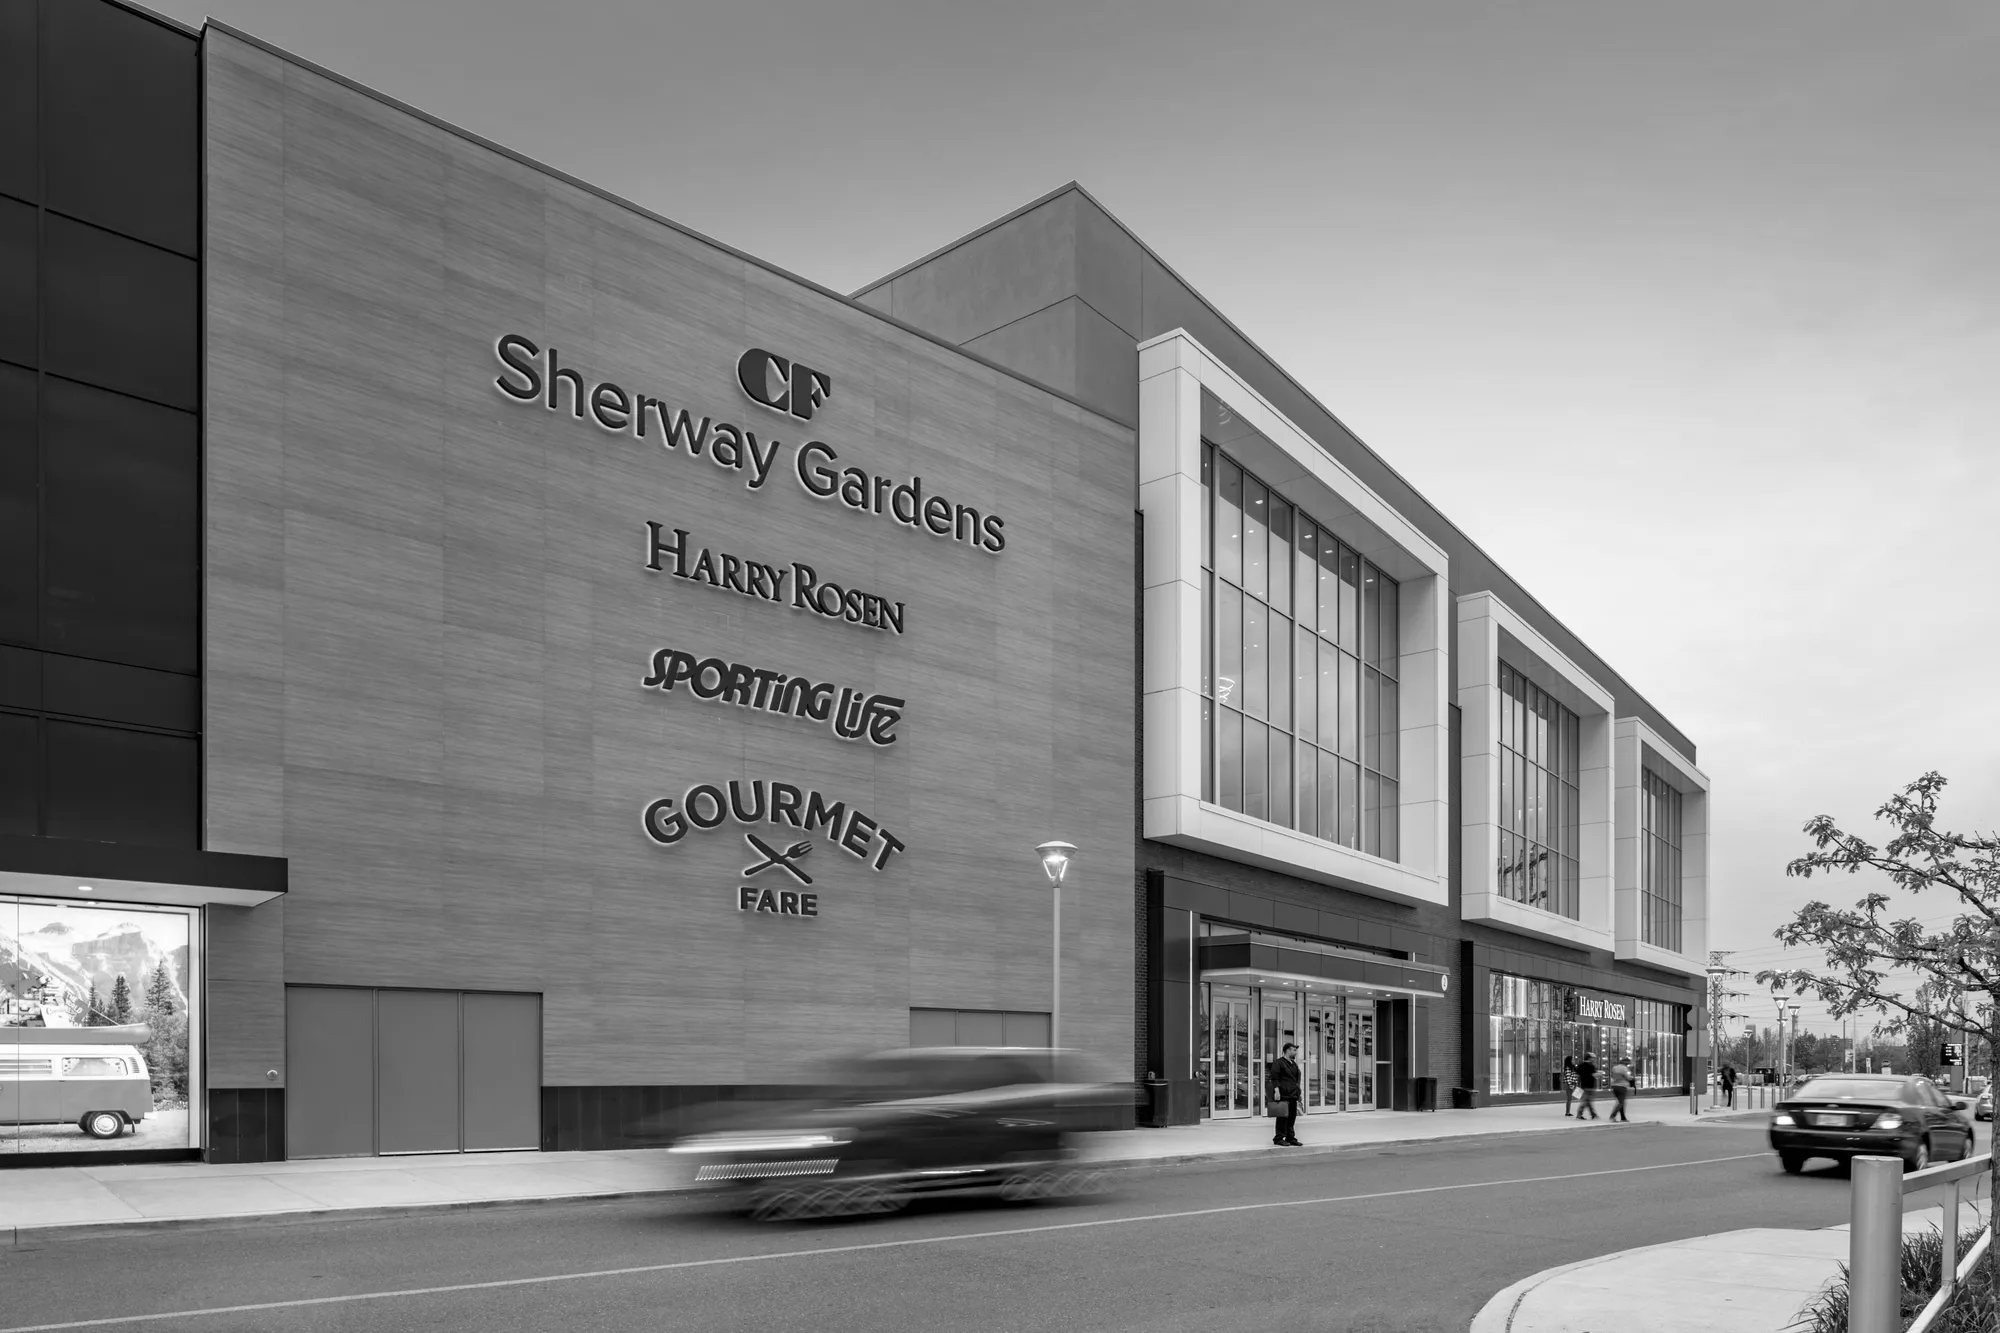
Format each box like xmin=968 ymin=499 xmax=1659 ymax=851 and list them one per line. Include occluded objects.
xmin=1202 ymin=983 xmax=1385 ymax=1118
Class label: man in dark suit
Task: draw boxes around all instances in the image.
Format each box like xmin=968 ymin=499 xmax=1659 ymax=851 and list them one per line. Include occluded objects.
xmin=1269 ymin=1043 xmax=1304 ymax=1146
xmin=1575 ymin=1055 xmax=1600 ymax=1120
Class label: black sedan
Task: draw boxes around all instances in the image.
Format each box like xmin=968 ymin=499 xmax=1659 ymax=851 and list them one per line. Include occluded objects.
xmin=667 ymin=1048 xmax=1128 ymax=1220
xmin=1769 ymin=1074 xmax=1975 ymax=1174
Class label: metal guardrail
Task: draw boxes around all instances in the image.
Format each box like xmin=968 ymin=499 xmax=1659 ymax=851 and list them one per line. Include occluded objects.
xmin=1847 ymin=1152 xmax=1993 ymax=1333
xmin=1703 ymin=1083 xmax=1779 ymax=1112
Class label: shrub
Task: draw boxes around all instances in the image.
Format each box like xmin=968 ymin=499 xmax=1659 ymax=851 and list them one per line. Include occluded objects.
xmin=1790 ymin=1227 xmax=1996 ymax=1333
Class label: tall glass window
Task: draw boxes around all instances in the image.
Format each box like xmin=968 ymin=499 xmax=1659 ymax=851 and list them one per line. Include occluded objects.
xmin=1497 ymin=664 xmax=1579 ymax=918
xmin=1202 ymin=440 xmax=1399 ymax=860
xmin=1640 ymin=770 xmax=1684 ymax=951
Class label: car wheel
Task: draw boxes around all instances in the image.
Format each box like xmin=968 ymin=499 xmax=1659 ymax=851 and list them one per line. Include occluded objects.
xmin=1905 ymin=1137 xmax=1931 ymax=1172
xmin=81 ymin=1111 xmax=125 ymax=1140
xmin=747 ymin=1189 xmax=806 ymax=1222
xmin=1780 ymin=1152 xmax=1806 ymax=1175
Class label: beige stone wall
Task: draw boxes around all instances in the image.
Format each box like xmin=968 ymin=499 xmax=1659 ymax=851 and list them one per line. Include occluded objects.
xmin=202 ymin=29 xmax=1136 ymax=1088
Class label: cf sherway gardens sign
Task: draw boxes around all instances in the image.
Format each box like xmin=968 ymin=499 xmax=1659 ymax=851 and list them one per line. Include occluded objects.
xmin=493 ymin=334 xmax=1008 ymax=551
xmin=491 ymin=336 xmax=982 ymax=921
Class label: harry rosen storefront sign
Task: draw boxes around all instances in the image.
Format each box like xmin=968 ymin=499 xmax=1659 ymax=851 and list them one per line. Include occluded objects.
xmin=493 ymin=336 xmax=970 ymax=920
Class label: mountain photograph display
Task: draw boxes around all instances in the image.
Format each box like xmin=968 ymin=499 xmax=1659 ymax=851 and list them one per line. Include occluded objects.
xmin=2 ymin=899 xmax=197 ymax=1155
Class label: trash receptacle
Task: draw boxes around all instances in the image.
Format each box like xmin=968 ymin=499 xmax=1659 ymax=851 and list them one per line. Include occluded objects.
xmin=1450 ymin=1086 xmax=1475 ymax=1110
xmin=1140 ymin=1078 xmax=1170 ymax=1128
xmin=1410 ymin=1076 xmax=1438 ymax=1112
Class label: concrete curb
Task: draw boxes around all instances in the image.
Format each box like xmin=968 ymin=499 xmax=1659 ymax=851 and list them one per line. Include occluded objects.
xmin=4 ymin=1187 xmax=685 ymax=1246
xmin=1467 ymin=1236 xmax=1693 ymax=1333
xmin=1088 ymin=1115 xmax=1659 ymax=1173
xmin=5 ymin=1116 xmax=1751 ymax=1245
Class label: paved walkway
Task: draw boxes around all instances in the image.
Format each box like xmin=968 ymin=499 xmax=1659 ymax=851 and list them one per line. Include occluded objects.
xmin=1473 ymin=1192 xmax=1993 ymax=1333
xmin=1 ymin=1097 xmax=1722 ymax=1240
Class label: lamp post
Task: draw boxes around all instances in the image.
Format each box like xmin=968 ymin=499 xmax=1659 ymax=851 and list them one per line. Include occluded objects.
xmin=1035 ymin=841 xmax=1076 ymax=1048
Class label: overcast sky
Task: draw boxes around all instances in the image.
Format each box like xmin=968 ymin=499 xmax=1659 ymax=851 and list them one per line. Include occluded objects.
xmin=153 ymin=0 xmax=2000 ymax=1034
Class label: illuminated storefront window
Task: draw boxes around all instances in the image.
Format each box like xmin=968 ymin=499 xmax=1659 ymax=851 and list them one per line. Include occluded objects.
xmin=2 ymin=897 xmax=199 ymax=1155
xmin=1487 ymin=973 xmax=1685 ymax=1095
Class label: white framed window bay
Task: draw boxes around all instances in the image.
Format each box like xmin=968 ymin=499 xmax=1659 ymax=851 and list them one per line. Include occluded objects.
xmin=1138 ymin=330 xmax=1450 ymax=907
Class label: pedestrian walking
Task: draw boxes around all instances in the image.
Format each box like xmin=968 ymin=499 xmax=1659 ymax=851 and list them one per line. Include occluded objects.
xmin=1268 ymin=1042 xmax=1303 ymax=1146
xmin=1574 ymin=1055 xmax=1600 ymax=1119
xmin=1608 ymin=1058 xmax=1634 ymax=1121
xmin=1562 ymin=1054 xmax=1579 ymax=1117
xmin=1719 ymin=1063 xmax=1737 ymax=1110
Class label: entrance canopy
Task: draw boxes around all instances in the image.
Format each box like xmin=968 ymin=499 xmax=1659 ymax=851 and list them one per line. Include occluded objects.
xmin=1200 ymin=967 xmax=1443 ymax=1000
xmin=0 ymin=834 xmax=286 ymax=908
xmin=1199 ymin=930 xmax=1448 ymax=1000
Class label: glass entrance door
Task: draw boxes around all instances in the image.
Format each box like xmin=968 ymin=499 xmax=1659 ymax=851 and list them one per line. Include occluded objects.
xmin=1305 ymin=997 xmax=1340 ymax=1112
xmin=1344 ymin=1001 xmax=1377 ymax=1111
xmin=1260 ymin=994 xmax=1298 ymax=1116
xmin=1207 ymin=988 xmax=1253 ymax=1118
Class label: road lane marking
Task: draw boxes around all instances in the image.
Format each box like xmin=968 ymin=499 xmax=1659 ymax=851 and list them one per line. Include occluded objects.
xmin=0 ymin=1152 xmax=1767 ymax=1331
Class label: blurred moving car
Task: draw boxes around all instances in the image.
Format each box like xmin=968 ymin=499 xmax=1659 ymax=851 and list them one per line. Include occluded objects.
xmin=1769 ymin=1073 xmax=1974 ymax=1174
xmin=668 ymin=1047 xmax=1129 ymax=1220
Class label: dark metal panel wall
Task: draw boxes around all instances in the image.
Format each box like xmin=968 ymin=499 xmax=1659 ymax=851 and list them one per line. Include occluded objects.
xmin=0 ymin=0 xmax=202 ymax=851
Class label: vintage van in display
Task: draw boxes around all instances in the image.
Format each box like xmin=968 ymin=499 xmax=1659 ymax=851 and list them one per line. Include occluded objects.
xmin=1 ymin=1025 xmax=154 ymax=1139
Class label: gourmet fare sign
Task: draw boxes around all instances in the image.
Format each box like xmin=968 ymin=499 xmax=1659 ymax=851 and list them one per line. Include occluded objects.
xmin=643 ymin=778 xmax=908 ymax=918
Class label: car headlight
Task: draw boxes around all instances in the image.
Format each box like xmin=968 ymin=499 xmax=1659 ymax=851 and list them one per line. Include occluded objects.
xmin=667 ymin=1131 xmax=851 ymax=1154
xmin=1872 ymin=1113 xmax=1903 ymax=1130
xmin=1772 ymin=1113 xmax=1795 ymax=1126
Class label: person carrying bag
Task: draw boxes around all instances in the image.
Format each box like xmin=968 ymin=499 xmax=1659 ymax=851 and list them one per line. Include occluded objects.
xmin=1268 ymin=1043 xmax=1304 ymax=1146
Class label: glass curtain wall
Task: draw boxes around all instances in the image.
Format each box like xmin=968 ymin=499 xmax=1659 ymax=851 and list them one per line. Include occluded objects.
xmin=1497 ymin=664 xmax=1580 ymax=917
xmin=1201 ymin=443 xmax=1400 ymax=859
xmin=1640 ymin=770 xmax=1684 ymax=951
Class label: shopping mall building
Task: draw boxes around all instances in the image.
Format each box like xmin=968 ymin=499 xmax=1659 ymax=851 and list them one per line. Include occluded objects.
xmin=1 ymin=0 xmax=1714 ymax=1164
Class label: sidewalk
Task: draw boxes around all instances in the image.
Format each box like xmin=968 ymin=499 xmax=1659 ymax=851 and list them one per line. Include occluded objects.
xmin=1471 ymin=1194 xmax=1993 ymax=1333
xmin=2 ymin=1098 xmax=1732 ymax=1241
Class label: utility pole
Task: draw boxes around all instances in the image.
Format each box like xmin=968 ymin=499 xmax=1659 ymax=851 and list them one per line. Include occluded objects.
xmin=1706 ymin=951 xmax=1744 ymax=1066
xmin=1705 ymin=951 xmax=1746 ymax=1103
xmin=1776 ymin=997 xmax=1791 ymax=1087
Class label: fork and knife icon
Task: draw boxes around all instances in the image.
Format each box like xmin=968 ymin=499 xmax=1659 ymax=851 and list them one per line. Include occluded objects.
xmin=742 ymin=833 xmax=814 ymax=884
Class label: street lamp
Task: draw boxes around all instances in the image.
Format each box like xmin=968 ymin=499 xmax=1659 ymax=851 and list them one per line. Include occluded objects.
xmin=1035 ymin=841 xmax=1077 ymax=1048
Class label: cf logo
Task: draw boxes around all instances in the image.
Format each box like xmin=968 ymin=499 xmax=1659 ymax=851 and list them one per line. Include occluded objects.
xmin=737 ymin=348 xmax=832 ymax=422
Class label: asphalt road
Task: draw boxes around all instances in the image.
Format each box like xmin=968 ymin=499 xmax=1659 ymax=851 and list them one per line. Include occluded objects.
xmin=1 ymin=1119 xmax=1989 ymax=1333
